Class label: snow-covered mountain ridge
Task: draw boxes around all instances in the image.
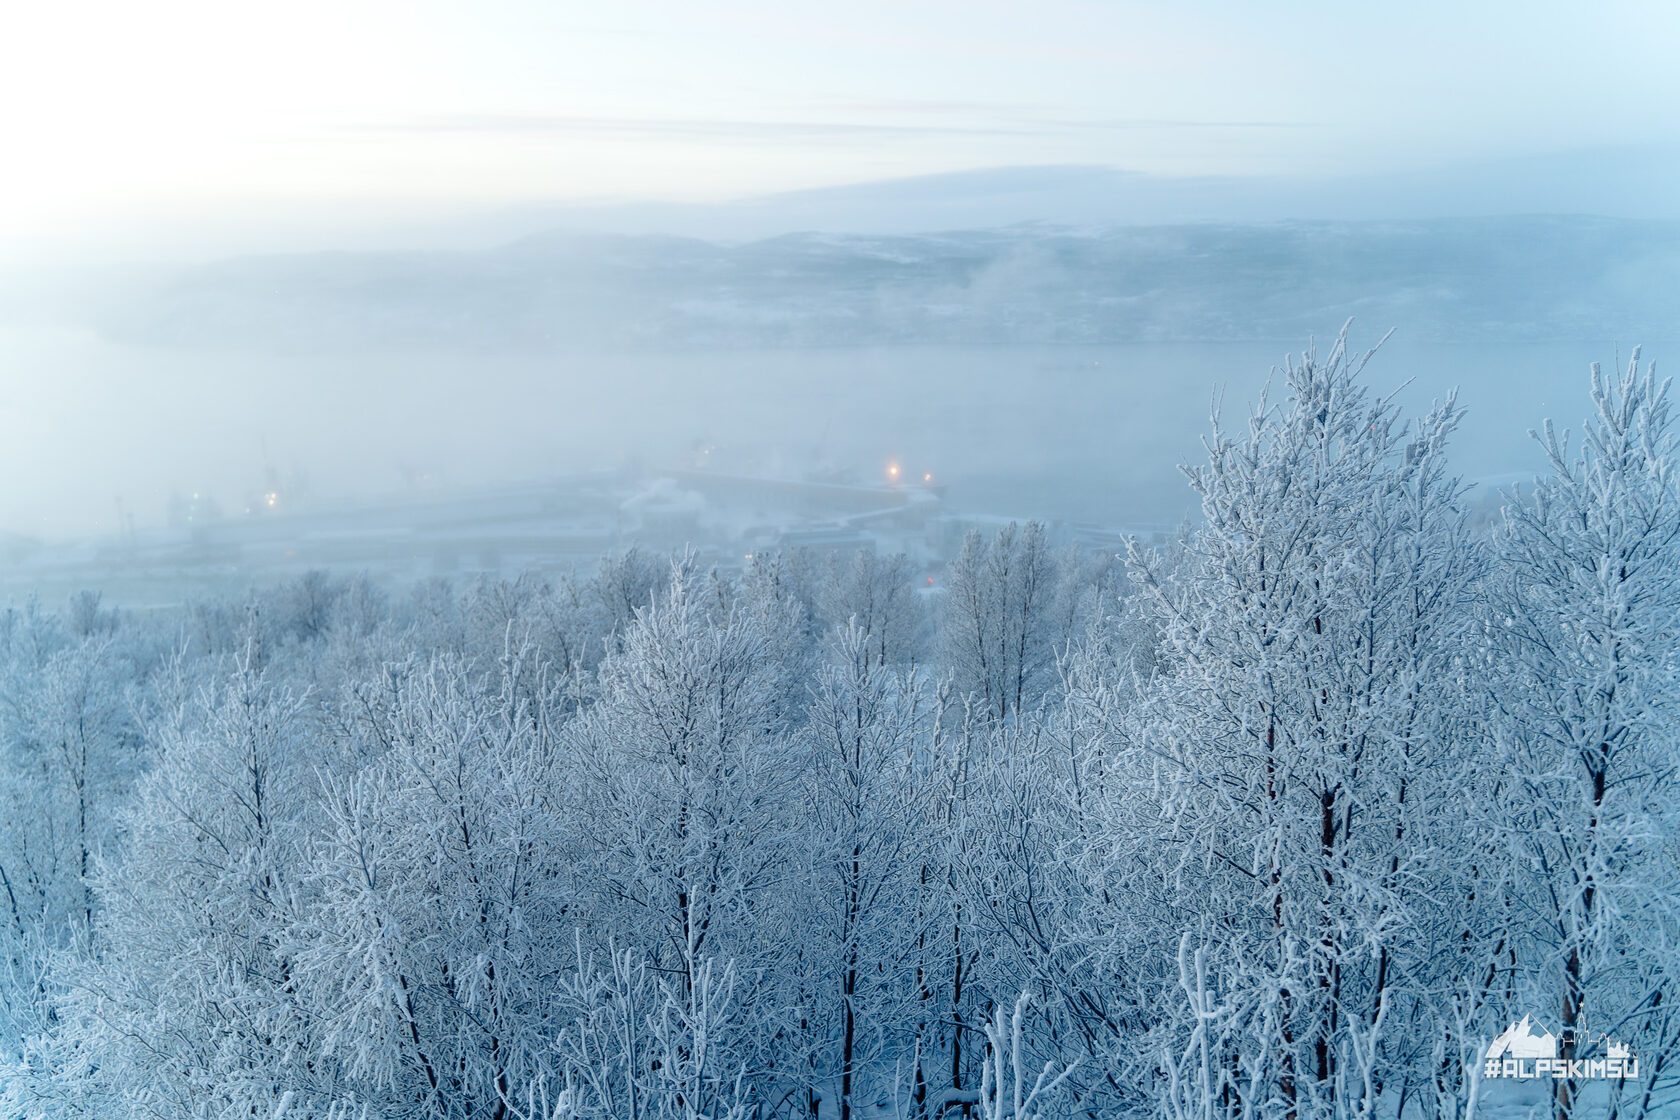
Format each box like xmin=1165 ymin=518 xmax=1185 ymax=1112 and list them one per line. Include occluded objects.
xmin=92 ymin=216 xmax=1680 ymax=352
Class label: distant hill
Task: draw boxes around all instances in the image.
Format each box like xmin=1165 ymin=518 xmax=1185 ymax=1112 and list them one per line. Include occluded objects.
xmin=95 ymin=216 xmax=1680 ymax=351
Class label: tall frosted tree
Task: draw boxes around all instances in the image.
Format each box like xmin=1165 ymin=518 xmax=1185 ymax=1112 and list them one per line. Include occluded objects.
xmin=0 ymin=629 xmax=138 ymax=1049
xmin=18 ymin=646 xmax=323 ymax=1119
xmin=941 ymin=522 xmax=1064 ymax=721
xmin=1492 ymin=351 xmax=1680 ymax=1120
xmin=799 ymin=622 xmax=930 ymax=1120
xmin=299 ymin=643 xmax=576 ymax=1120
xmin=563 ymin=559 xmax=799 ymax=1116
xmin=1128 ymin=330 xmax=1485 ymax=1117
xmin=819 ymin=550 xmax=926 ymax=669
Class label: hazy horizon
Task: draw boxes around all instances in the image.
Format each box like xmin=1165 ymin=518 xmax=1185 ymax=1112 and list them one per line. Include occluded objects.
xmin=6 ymin=2 xmax=1680 ymax=246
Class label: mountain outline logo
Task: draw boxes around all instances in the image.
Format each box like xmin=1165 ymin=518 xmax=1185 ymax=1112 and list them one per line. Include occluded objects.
xmin=1485 ymin=1015 xmax=1556 ymax=1060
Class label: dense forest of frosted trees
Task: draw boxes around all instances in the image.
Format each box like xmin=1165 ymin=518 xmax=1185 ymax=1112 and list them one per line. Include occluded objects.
xmin=0 ymin=335 xmax=1675 ymax=1120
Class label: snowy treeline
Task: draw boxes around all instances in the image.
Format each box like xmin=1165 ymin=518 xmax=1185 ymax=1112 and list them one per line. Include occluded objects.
xmin=1 ymin=335 xmax=1676 ymax=1120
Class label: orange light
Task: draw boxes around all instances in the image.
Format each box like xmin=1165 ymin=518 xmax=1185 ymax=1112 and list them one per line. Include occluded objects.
xmin=923 ymin=472 xmax=932 ymax=483
xmin=887 ymin=462 xmax=900 ymax=479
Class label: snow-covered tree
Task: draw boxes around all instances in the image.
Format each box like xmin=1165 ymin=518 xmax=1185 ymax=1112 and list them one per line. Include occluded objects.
xmin=300 ymin=641 xmax=576 ymax=1119
xmin=819 ymin=550 xmax=927 ymax=669
xmin=19 ymin=645 xmax=323 ymax=1118
xmin=1490 ymin=350 xmax=1680 ymax=1120
xmin=1127 ymin=329 xmax=1488 ymax=1117
xmin=798 ymin=621 xmax=931 ymax=1120
xmin=0 ymin=615 xmax=141 ymax=1059
xmin=563 ymin=558 xmax=799 ymax=1113
xmin=941 ymin=522 xmax=1065 ymax=721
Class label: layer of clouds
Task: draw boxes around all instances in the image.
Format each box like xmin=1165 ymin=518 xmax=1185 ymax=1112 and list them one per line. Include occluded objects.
xmin=355 ymin=113 xmax=1306 ymax=143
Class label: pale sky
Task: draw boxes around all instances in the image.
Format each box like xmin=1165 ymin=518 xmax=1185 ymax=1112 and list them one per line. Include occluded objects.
xmin=3 ymin=0 xmax=1679 ymax=238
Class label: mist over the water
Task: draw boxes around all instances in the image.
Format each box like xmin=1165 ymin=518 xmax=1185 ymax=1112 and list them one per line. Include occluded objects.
xmin=0 ymin=320 xmax=1650 ymax=542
